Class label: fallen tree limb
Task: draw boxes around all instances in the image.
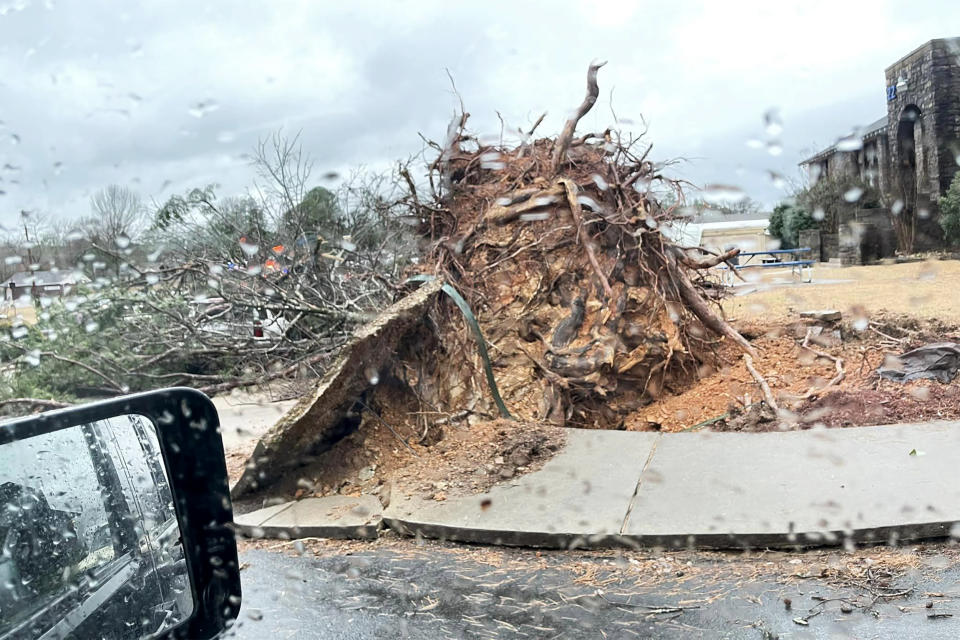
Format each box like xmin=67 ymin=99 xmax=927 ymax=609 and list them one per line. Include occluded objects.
xmin=674 ymin=246 xmax=740 ymax=269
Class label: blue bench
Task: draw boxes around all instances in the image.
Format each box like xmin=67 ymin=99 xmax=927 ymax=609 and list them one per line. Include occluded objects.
xmin=720 ymin=248 xmax=815 ymax=283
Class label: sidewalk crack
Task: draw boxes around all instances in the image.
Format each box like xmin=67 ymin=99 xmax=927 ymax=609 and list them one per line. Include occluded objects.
xmin=619 ymin=434 xmax=661 ymax=534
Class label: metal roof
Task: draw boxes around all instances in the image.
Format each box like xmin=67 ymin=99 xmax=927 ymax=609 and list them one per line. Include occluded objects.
xmin=799 ymin=115 xmax=889 ymax=165
xmin=862 ymin=115 xmax=888 ymax=137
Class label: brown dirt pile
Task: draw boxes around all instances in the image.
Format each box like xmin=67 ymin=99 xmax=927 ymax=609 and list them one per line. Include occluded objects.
xmin=230 ymin=410 xmax=564 ymax=506
xmin=626 ymin=314 xmax=960 ymax=433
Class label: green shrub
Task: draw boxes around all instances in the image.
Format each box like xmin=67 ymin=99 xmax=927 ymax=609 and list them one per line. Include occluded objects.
xmin=769 ymin=203 xmax=818 ymax=249
xmin=940 ymin=172 xmax=960 ymax=246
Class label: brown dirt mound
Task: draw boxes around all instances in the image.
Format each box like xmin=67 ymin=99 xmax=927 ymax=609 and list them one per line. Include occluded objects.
xmin=631 ymin=314 xmax=960 ymax=433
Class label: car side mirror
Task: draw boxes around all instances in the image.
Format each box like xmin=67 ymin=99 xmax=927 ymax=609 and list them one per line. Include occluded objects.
xmin=0 ymin=388 xmax=240 ymax=640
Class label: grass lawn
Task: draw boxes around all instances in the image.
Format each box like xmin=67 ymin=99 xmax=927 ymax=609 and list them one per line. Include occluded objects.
xmin=723 ymin=259 xmax=960 ymax=322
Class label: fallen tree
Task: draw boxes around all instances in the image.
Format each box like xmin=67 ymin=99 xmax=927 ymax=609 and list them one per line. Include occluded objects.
xmin=233 ymin=62 xmax=766 ymax=498
xmin=392 ymin=62 xmax=754 ymax=430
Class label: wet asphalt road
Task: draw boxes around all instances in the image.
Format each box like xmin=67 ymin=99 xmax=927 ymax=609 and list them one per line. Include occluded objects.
xmin=226 ymin=539 xmax=960 ymax=639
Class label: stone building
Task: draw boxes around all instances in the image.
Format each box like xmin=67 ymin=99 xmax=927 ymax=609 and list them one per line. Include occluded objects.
xmin=800 ymin=37 xmax=960 ymax=258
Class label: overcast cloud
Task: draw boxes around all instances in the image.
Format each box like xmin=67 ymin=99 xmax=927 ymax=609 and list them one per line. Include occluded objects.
xmin=0 ymin=0 xmax=958 ymax=227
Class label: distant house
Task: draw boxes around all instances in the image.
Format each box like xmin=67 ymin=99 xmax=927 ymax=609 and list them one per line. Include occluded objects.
xmin=2 ymin=270 xmax=89 ymax=301
xmin=663 ymin=211 xmax=771 ymax=254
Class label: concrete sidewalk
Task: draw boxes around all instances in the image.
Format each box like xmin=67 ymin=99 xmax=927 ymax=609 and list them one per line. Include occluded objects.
xmin=384 ymin=421 xmax=960 ymax=549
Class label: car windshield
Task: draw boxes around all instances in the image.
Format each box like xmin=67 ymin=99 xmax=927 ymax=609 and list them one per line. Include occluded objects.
xmin=2 ymin=2 xmax=960 ymax=638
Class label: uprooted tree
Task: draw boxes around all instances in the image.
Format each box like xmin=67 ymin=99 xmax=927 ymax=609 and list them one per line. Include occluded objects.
xmin=233 ymin=61 xmax=763 ymax=496
xmin=394 ymin=60 xmax=754 ymax=430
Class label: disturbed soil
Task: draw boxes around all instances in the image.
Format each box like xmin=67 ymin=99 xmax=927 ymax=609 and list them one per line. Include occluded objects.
xmin=230 ymin=411 xmax=565 ymax=506
xmin=627 ymin=312 xmax=960 ymax=433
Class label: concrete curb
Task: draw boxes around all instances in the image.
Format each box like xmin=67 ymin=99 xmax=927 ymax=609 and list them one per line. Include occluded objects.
xmin=383 ymin=516 xmax=956 ymax=550
xmin=234 ymin=495 xmax=383 ymax=541
xmin=384 ymin=422 xmax=960 ymax=550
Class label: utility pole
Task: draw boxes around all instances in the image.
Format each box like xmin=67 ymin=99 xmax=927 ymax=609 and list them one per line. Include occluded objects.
xmin=21 ymin=210 xmax=33 ymax=267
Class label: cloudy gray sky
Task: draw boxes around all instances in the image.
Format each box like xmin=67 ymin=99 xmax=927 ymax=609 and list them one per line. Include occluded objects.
xmin=1 ymin=0 xmax=958 ymax=227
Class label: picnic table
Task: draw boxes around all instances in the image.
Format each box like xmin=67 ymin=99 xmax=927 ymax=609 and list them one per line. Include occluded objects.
xmin=720 ymin=247 xmax=814 ymax=284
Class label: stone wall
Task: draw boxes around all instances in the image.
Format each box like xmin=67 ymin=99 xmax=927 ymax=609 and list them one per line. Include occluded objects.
xmin=884 ymin=38 xmax=960 ymax=216
xmin=931 ymin=39 xmax=960 ymax=195
xmin=798 ymin=229 xmax=822 ymax=261
xmin=822 ymin=233 xmax=839 ymax=261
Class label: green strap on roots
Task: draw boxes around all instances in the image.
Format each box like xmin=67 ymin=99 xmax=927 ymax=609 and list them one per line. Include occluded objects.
xmin=405 ymin=275 xmax=512 ymax=419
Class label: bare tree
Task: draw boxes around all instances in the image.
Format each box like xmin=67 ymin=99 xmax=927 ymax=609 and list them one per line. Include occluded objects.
xmin=85 ymin=185 xmax=146 ymax=247
xmin=82 ymin=185 xmax=147 ymax=277
xmin=252 ymin=130 xmax=313 ymax=235
xmin=1 ymin=211 xmax=61 ymax=271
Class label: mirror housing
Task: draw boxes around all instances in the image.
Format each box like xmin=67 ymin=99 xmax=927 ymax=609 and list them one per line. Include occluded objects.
xmin=0 ymin=388 xmax=240 ymax=640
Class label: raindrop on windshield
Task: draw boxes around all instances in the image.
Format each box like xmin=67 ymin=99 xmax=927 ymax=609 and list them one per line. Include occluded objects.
xmin=239 ymin=239 xmax=259 ymax=256
xmin=763 ymin=108 xmax=783 ymax=136
xmin=188 ymin=100 xmax=220 ymax=118
xmin=766 ymin=141 xmax=783 ymax=156
xmin=702 ymin=184 xmax=745 ymax=205
xmin=577 ymin=195 xmax=602 ymax=211
xmin=480 ymin=152 xmax=505 ymax=170
xmin=836 ymin=132 xmax=863 ymax=151
xmin=843 ymin=187 xmax=864 ymax=203
xmin=115 ymin=233 xmax=131 ymax=249
xmin=520 ymin=212 xmax=551 ymax=222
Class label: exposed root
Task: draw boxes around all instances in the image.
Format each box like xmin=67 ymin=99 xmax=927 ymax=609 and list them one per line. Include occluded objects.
xmin=801 ymin=328 xmax=846 ymax=398
xmin=743 ymin=354 xmax=779 ymax=412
